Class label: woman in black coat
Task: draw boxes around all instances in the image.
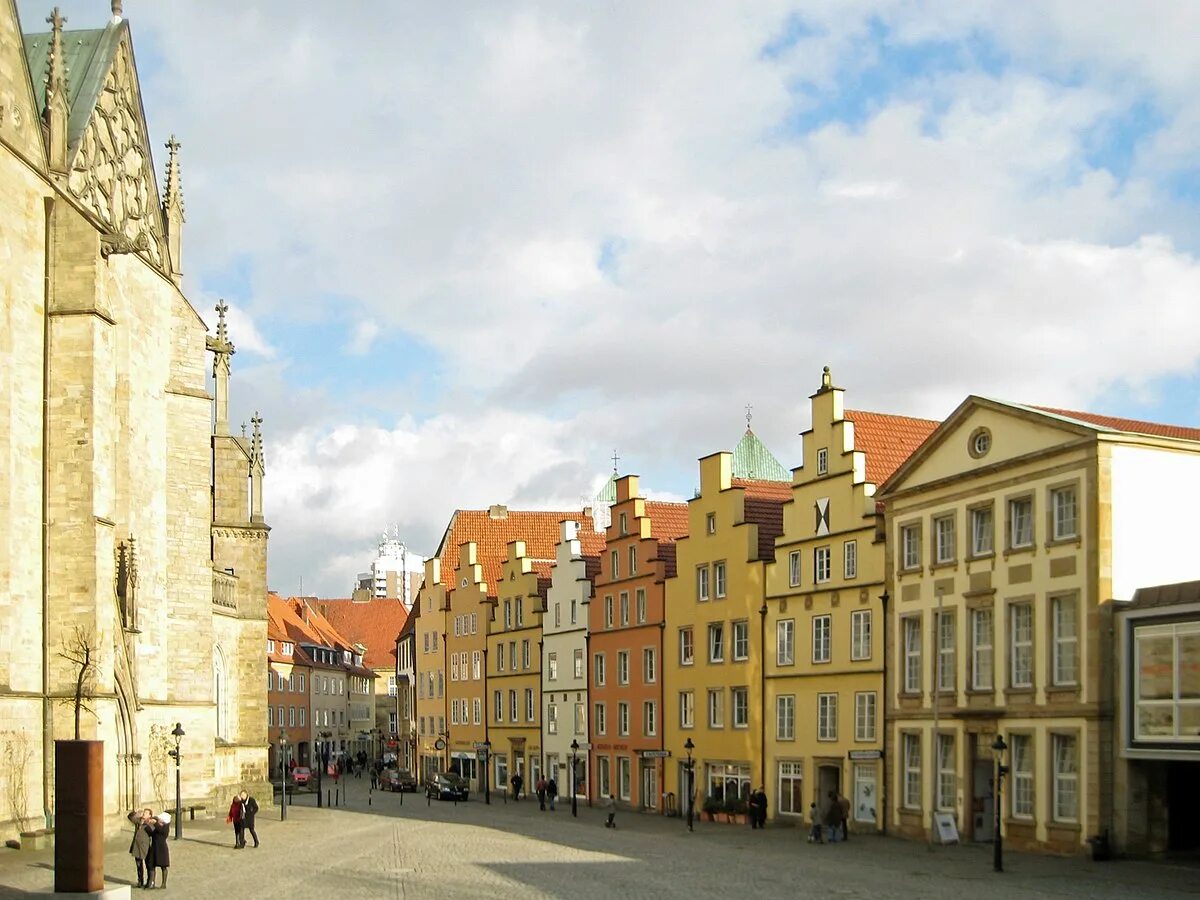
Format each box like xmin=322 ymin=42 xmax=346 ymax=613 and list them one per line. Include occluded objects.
xmin=144 ymin=812 xmax=171 ymax=889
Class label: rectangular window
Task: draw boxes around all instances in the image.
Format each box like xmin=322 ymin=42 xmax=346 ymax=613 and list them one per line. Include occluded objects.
xmin=643 ymin=647 xmax=656 ymax=683
xmin=267 ymin=706 xmax=273 ymax=726
xmin=620 ymin=591 xmax=630 ymax=626
xmin=680 ymin=627 xmax=694 ymax=665
xmin=971 ymin=506 xmax=993 ymax=556
xmin=714 ymin=562 xmax=727 ymax=598
xmin=618 ymin=757 xmax=632 ymax=801
xmin=298 ymin=674 xmax=304 ymax=693
xmin=934 ymin=514 xmax=955 ymax=564
xmin=903 ymin=733 xmax=921 ymax=809
xmin=851 ymin=610 xmax=871 ymax=661
xmin=597 ymin=756 xmax=611 ymax=798
xmin=731 ymin=687 xmax=749 ymax=728
xmin=1009 ymin=496 xmax=1034 ymax=549
xmin=594 ymin=702 xmax=607 ymax=735
xmin=707 ymin=689 xmax=723 ymax=728
xmin=509 ymin=642 xmax=517 ymax=671
xmin=516 ymin=597 xmax=524 ymax=626
xmin=789 ymin=550 xmax=801 ymax=587
xmin=696 ymin=566 xmax=710 ymax=601
xmin=903 ymin=616 xmax=922 ymax=693
xmin=451 ymin=655 xmax=459 ymax=681
xmin=636 ymin=588 xmax=647 ymax=624
xmin=708 ymin=623 xmax=724 ymax=662
xmin=814 ymin=546 xmax=831 ymax=583
xmin=574 ymin=702 xmax=585 ymax=735
xmin=504 ymin=600 xmax=512 ymax=629
xmin=1011 ymin=734 xmax=1034 ymax=818
xmin=1052 ymin=486 xmax=1078 ymax=540
xmin=525 ymin=688 xmax=535 ymax=722
xmin=619 ymin=512 xmax=628 ymax=535
xmin=937 ymin=610 xmax=955 ymax=691
xmin=554 ymin=603 xmax=561 ymax=628
xmin=971 ymin=608 xmax=993 ymax=691
xmin=617 ymin=701 xmax=629 ymax=736
xmin=732 ymin=620 xmax=749 ymax=661
xmin=817 ymin=447 xmax=828 ymax=475
xmin=1010 ymin=603 xmax=1033 ymax=688
xmin=548 ymin=652 xmax=558 ymax=681
xmin=611 ymin=549 xmax=619 ymax=578
xmin=817 ymin=693 xmax=838 ymax=741
xmin=901 ymin=524 xmax=921 ymax=570
xmin=778 ymin=760 xmax=804 ymax=816
xmin=936 ymin=733 xmax=955 ymax=811
xmin=509 ymin=690 xmax=518 ymax=722
xmin=494 ymin=691 xmax=503 ymax=722
xmin=547 ymin=703 xmax=558 ymax=734
xmin=706 ymin=513 xmax=716 ymax=534
xmin=844 ymin=540 xmax=858 ymax=579
xmin=594 ymin=653 xmax=606 ymax=686
xmin=570 ymin=600 xmax=577 ymax=625
xmin=617 ymin=650 xmax=630 ymax=685
xmin=522 ymin=640 xmax=530 ymax=669
xmin=604 ymin=596 xmax=614 ymax=628
xmin=1051 ymin=595 xmax=1078 ymax=686
xmin=643 ymin=701 xmax=656 ymax=736
xmin=776 ymin=619 xmax=795 ymax=665
xmin=473 ymin=698 xmax=481 ymax=725
xmin=776 ymin=694 xmax=795 ymax=740
xmin=1052 ymin=734 xmax=1078 ymax=822
xmin=628 ymin=545 xmax=638 ymax=574
xmin=472 ymin=650 xmax=481 ymax=680
xmin=299 ymin=707 xmax=305 ymax=726
xmin=812 ymin=614 xmax=831 ymax=663
xmin=679 ymin=691 xmax=695 ymax=728
xmin=1133 ymin=621 xmax=1200 ymax=740
xmin=854 ymin=692 xmax=876 ymax=741
xmin=573 ymin=649 xmax=583 ymax=680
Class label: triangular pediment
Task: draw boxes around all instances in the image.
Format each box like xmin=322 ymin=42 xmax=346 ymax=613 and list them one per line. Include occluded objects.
xmin=882 ymin=397 xmax=1095 ymax=494
xmin=0 ymin=0 xmax=46 ymax=164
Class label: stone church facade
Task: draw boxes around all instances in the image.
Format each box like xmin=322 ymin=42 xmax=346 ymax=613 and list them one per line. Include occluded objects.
xmin=0 ymin=1 xmax=268 ymax=838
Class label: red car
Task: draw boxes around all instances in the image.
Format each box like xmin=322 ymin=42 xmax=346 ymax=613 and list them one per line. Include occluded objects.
xmin=290 ymin=766 xmax=312 ymax=786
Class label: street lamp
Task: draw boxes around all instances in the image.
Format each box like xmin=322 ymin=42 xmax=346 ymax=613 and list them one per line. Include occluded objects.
xmin=168 ymin=723 xmax=185 ymax=840
xmin=483 ymin=740 xmax=492 ymax=805
xmin=278 ymin=729 xmax=289 ymax=821
xmin=684 ymin=737 xmax=695 ymax=833
xmin=569 ymin=740 xmax=579 ymax=818
xmin=992 ymin=734 xmax=1009 ymax=873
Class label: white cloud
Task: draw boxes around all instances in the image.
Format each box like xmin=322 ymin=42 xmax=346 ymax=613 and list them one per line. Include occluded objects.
xmin=196 ymin=297 xmax=277 ymax=360
xmin=345 ymin=320 xmax=381 ymax=357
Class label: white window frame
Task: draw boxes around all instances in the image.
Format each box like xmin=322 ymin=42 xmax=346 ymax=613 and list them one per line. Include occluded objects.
xmin=812 ymin=614 xmax=831 ymax=664
xmin=854 ymin=691 xmax=876 ymax=742
xmin=714 ymin=561 xmax=727 ymax=599
xmin=936 ymin=609 xmax=955 ymax=692
xmin=776 ymin=694 xmax=795 ymax=740
xmin=617 ymin=701 xmax=629 ymax=736
xmin=1051 ymin=485 xmax=1078 ymax=541
xmin=777 ymin=619 xmax=795 ymax=666
xmin=970 ymin=608 xmax=993 ymax=691
xmin=620 ymin=591 xmax=630 ymax=626
xmin=901 ymin=524 xmax=921 ymax=570
xmin=1009 ymin=496 xmax=1034 ymax=549
xmin=617 ymin=650 xmax=629 ymax=686
xmin=934 ymin=514 xmax=955 ymax=564
xmin=679 ymin=627 xmax=695 ymax=666
xmin=903 ymin=733 xmax=921 ymax=809
xmin=636 ymin=588 xmax=647 ymax=624
xmin=707 ymin=689 xmax=723 ymax=728
xmin=708 ymin=623 xmax=724 ymax=663
xmin=971 ymin=506 xmax=993 ymax=556
xmin=851 ymin=609 xmax=871 ymax=661
xmin=816 ymin=693 xmax=837 ymax=741
xmin=1051 ymin=594 xmax=1078 ymax=686
xmin=594 ymin=652 xmax=606 ymax=687
xmin=816 ymin=447 xmax=828 ymax=475
xmin=679 ymin=691 xmax=695 ymax=729
xmin=732 ymin=687 xmax=749 ymax=729
xmin=696 ymin=566 xmax=710 ymax=602
xmin=936 ymin=733 xmax=955 ymax=811
xmin=1010 ymin=603 xmax=1033 ymax=689
xmin=788 ymin=550 xmax=801 ymax=587
xmin=643 ymin=700 xmax=657 ymax=736
xmin=732 ymin=620 xmax=749 ymax=661
xmin=814 ymin=546 xmax=831 ymax=584
xmin=643 ymin=647 xmax=656 ymax=684
xmin=843 ymin=540 xmax=857 ymax=579
xmin=1052 ymin=733 xmax=1079 ymax=823
xmin=903 ymin=616 xmax=922 ymax=694
xmin=1010 ymin=733 xmax=1034 ymax=819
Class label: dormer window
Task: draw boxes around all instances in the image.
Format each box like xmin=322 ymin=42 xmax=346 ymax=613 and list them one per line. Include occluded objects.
xmin=282 ymin=642 xmax=293 ymax=656
xmin=266 ymin=639 xmax=276 ymax=653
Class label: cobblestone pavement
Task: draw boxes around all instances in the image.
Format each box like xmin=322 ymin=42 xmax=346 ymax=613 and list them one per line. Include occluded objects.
xmin=0 ymin=785 xmax=1196 ymax=899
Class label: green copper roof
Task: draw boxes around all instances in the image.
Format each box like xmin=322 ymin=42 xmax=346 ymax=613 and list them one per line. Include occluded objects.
xmin=731 ymin=428 xmax=790 ymax=482
xmin=594 ymin=472 xmax=618 ymax=503
xmin=24 ymin=23 xmax=123 ymax=152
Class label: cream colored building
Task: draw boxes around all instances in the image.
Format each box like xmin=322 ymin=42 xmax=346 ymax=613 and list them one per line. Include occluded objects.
xmin=763 ymin=369 xmax=935 ymax=829
xmin=880 ymin=397 xmax=1200 ymax=853
xmin=0 ymin=3 xmax=268 ymax=837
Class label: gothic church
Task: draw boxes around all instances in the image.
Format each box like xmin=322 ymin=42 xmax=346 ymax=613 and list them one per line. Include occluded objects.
xmin=0 ymin=0 xmax=268 ymax=837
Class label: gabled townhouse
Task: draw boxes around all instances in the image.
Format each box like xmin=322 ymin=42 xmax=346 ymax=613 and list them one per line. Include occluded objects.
xmin=662 ymin=431 xmax=789 ymax=818
xmin=879 ymin=398 xmax=1200 ymax=853
xmin=588 ymin=477 xmax=688 ymax=812
xmin=763 ymin=369 xmax=937 ymax=829
xmin=395 ymin=614 xmax=418 ymax=771
xmin=488 ymin=541 xmax=551 ymax=794
xmin=544 ymin=520 xmax=600 ymax=801
xmin=266 ymin=595 xmax=313 ymax=772
xmin=414 ymin=557 xmax=449 ymax=782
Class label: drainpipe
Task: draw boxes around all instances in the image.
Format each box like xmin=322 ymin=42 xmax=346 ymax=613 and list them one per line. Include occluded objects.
xmin=41 ymin=196 xmax=55 ymax=830
xmin=880 ymin=586 xmax=890 ymax=836
xmin=759 ymin=600 xmax=767 ymax=794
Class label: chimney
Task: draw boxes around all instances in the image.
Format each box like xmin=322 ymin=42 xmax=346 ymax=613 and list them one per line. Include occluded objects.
xmin=488 ymin=504 xmax=508 ymax=520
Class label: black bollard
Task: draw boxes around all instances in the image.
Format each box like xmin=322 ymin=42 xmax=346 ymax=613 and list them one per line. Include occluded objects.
xmin=326 ymin=789 xmax=331 ymax=808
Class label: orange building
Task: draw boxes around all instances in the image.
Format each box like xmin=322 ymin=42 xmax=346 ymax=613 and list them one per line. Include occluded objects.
xmin=589 ymin=476 xmax=689 ymax=811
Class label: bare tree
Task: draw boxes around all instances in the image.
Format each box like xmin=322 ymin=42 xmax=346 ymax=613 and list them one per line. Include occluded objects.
xmin=147 ymin=725 xmax=171 ymax=810
xmin=1 ymin=732 xmax=32 ymax=832
xmin=57 ymin=627 xmax=100 ymax=740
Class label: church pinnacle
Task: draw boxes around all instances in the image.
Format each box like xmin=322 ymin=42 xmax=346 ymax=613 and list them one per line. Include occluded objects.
xmin=163 ymin=135 xmax=185 ymax=281
xmin=249 ymin=412 xmax=266 ymax=524
xmin=112 ymin=0 xmax=123 ymax=22
xmin=43 ymin=8 xmax=70 ymax=173
xmin=207 ymin=301 xmax=236 ymax=435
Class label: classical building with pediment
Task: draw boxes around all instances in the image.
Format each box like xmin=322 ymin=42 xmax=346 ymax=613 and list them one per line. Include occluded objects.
xmin=0 ymin=0 xmax=269 ymax=838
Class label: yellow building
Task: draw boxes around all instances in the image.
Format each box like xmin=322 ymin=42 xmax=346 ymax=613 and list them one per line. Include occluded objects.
xmin=879 ymin=397 xmax=1200 ymax=853
xmin=764 ymin=369 xmax=936 ymax=829
xmin=662 ymin=438 xmax=789 ymax=817
xmin=487 ymin=541 xmax=550 ymax=796
xmin=414 ymin=557 xmax=448 ymax=781
xmin=446 ymin=542 xmax=489 ymax=788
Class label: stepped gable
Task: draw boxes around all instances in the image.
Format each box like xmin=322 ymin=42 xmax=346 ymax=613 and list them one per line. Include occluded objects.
xmin=843 ymin=409 xmax=940 ymax=486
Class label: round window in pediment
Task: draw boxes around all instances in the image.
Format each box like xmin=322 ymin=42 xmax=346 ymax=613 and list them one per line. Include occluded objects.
xmin=969 ymin=427 xmax=992 ymax=459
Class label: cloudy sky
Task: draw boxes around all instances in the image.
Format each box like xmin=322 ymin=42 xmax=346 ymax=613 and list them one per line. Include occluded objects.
xmin=21 ymin=1 xmax=1200 ymax=595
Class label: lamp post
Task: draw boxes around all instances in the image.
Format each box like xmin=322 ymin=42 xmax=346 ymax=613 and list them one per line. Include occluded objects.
xmin=569 ymin=740 xmax=579 ymax=818
xmin=992 ymin=734 xmax=1008 ymax=873
xmin=279 ymin=729 xmax=289 ymax=821
xmin=684 ymin=737 xmax=695 ymax=833
xmin=483 ymin=740 xmax=492 ymax=805
xmin=168 ymin=723 xmax=185 ymax=840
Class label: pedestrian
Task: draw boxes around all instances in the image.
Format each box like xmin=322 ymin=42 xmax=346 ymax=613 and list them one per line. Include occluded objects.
xmin=370 ymin=767 xmax=379 ymax=790
xmin=825 ymin=791 xmax=843 ymax=843
xmin=227 ymin=793 xmax=245 ymax=848
xmin=239 ymin=790 xmax=260 ymax=848
xmin=807 ymin=801 xmax=823 ymax=843
xmin=604 ymin=793 xmax=617 ymax=828
xmin=536 ymin=775 xmax=548 ymax=811
xmin=750 ymin=786 xmax=768 ymax=829
xmin=546 ymin=776 xmax=558 ymax=812
xmin=837 ymin=792 xmax=851 ymax=841
xmin=145 ymin=812 xmax=170 ymax=889
xmin=127 ymin=808 xmax=152 ymax=887
xmin=510 ymin=772 xmax=523 ymax=801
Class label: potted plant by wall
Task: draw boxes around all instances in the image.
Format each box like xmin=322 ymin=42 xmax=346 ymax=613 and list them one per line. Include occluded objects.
xmin=701 ymin=796 xmax=721 ymax=823
xmin=724 ymin=796 xmax=749 ymax=825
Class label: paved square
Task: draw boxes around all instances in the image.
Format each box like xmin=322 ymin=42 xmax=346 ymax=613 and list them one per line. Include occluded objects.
xmin=0 ymin=787 xmax=1195 ymax=899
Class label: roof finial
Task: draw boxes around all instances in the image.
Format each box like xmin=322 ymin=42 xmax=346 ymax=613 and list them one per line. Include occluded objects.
xmin=250 ymin=412 xmax=264 ymax=470
xmin=821 ymin=366 xmax=832 ymax=390
xmin=745 ymin=403 xmax=753 ymax=431
xmin=611 ymin=449 xmax=620 ymax=475
xmin=111 ymin=0 xmax=123 ymax=22
xmin=215 ymin=299 xmax=231 ymax=347
xmin=163 ymin=135 xmax=184 ymax=216
xmin=44 ymin=8 xmax=67 ymax=103
xmin=43 ymin=8 xmax=70 ymax=174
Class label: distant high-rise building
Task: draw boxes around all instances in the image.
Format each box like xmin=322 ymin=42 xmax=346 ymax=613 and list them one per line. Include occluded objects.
xmin=356 ymin=527 xmax=425 ymax=607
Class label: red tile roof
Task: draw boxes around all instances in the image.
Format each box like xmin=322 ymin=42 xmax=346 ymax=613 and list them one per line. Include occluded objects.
xmin=843 ymin=410 xmax=940 ymax=486
xmin=734 ymin=479 xmax=789 ymax=560
xmin=436 ymin=509 xmax=605 ymax=594
xmin=1031 ymin=406 xmax=1200 ymax=442
xmin=315 ymin=598 xmax=409 ymax=670
xmin=644 ymin=501 xmax=690 ymax=542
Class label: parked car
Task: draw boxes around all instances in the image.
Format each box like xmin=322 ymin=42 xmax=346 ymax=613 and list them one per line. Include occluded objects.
xmin=290 ymin=766 xmax=312 ymax=787
xmin=425 ymin=772 xmax=469 ymax=801
xmin=380 ymin=768 xmax=418 ymax=792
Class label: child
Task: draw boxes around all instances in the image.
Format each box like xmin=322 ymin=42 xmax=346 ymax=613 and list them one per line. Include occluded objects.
xmin=807 ymin=802 xmax=824 ymax=843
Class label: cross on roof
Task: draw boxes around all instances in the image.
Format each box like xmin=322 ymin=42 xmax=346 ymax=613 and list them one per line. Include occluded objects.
xmin=47 ymin=7 xmax=65 ymax=31
xmin=611 ymin=449 xmax=620 ymax=474
xmin=745 ymin=403 xmax=753 ymax=429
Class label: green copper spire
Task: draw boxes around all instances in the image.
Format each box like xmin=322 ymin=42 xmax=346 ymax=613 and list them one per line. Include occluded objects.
xmin=731 ymin=420 xmax=789 ymax=482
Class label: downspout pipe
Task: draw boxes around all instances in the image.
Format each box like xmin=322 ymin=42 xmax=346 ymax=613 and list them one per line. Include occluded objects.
xmin=41 ymin=196 xmax=54 ymax=830
xmin=759 ymin=600 xmax=767 ymax=796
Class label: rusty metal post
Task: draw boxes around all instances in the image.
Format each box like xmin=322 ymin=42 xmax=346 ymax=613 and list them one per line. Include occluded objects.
xmin=54 ymin=740 xmax=103 ymax=892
